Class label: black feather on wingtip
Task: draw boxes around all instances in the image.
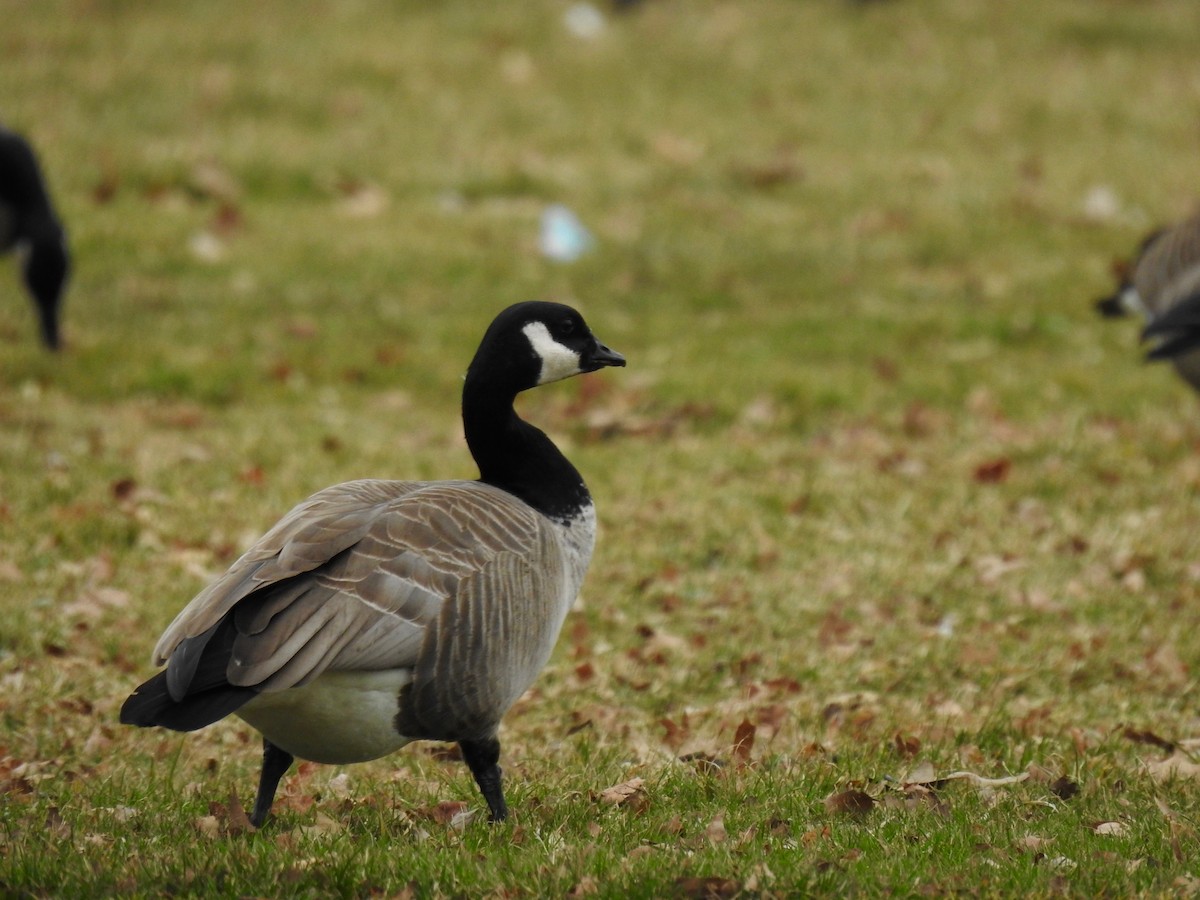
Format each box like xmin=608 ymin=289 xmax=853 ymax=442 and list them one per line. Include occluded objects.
xmin=120 ymin=670 xmax=257 ymax=731
xmin=1142 ymin=292 xmax=1200 ymax=360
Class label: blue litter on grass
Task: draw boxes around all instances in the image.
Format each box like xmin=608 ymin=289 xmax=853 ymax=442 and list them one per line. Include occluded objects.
xmin=539 ymin=203 xmax=595 ymax=263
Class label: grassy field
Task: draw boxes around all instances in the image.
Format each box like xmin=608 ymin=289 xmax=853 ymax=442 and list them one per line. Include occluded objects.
xmin=3 ymin=0 xmax=1200 ymax=895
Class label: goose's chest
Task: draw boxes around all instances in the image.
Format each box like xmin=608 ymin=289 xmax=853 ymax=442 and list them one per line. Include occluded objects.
xmin=547 ymin=503 xmax=597 ymax=615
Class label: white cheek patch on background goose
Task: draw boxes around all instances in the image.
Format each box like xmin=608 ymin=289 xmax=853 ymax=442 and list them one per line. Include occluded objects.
xmin=523 ymin=321 xmax=582 ymax=384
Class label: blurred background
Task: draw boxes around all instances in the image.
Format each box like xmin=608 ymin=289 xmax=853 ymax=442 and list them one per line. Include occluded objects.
xmin=2 ymin=0 xmax=1200 ymax=892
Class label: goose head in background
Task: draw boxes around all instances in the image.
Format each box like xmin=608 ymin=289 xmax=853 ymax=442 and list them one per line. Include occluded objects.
xmin=1096 ymin=213 xmax=1200 ymax=392
xmin=0 ymin=125 xmax=70 ymax=351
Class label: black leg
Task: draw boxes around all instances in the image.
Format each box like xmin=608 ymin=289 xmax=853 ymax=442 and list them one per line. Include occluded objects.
xmin=250 ymin=738 xmax=294 ymax=828
xmin=459 ymin=736 xmax=507 ymax=822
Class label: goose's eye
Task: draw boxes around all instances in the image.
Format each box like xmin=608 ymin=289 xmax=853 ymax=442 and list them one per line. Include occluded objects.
xmin=558 ymin=318 xmax=576 ymax=338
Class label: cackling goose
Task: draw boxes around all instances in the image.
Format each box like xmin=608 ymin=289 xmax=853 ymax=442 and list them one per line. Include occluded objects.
xmin=121 ymin=301 xmax=626 ymax=826
xmin=1096 ymin=212 xmax=1200 ymax=391
xmin=0 ymin=125 xmax=69 ymax=350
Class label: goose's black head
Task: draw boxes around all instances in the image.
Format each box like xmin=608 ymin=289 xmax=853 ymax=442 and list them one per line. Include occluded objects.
xmin=466 ymin=301 xmax=626 ymax=396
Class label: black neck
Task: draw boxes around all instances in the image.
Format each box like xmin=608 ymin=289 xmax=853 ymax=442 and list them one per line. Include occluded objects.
xmin=463 ymin=378 xmax=591 ymax=522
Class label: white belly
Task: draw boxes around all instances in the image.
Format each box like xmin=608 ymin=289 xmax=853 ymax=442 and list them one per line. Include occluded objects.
xmin=237 ymin=669 xmax=415 ymax=764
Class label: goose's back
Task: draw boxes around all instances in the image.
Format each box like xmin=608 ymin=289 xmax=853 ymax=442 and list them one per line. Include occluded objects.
xmin=1135 ymin=215 xmax=1200 ymax=316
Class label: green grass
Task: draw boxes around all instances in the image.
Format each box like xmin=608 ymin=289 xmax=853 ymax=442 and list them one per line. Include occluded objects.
xmin=4 ymin=0 xmax=1200 ymax=895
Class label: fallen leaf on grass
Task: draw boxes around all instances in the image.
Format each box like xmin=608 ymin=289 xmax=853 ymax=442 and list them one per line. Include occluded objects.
xmin=673 ymin=876 xmax=740 ymax=899
xmin=824 ymin=789 xmax=875 ymax=816
xmin=660 ymin=716 xmax=690 ymax=752
xmin=1017 ymin=834 xmax=1052 ymax=852
xmin=419 ymin=801 xmax=475 ymax=828
xmin=1092 ymin=821 xmax=1128 ymax=836
xmin=297 ymin=813 xmax=346 ymax=837
xmin=973 ymin=457 xmax=1011 ymax=483
xmin=204 ymin=792 xmax=255 ymax=835
xmin=45 ymin=806 xmax=69 ymax=839
xmin=678 ymin=752 xmax=724 ymax=774
xmin=1146 ymin=752 xmax=1200 ymax=782
xmin=731 ymin=719 xmax=755 ymax=765
xmin=336 ymin=181 xmax=389 ymax=219
xmin=598 ymin=777 xmax=646 ymax=808
xmin=882 ymin=784 xmax=950 ymax=816
xmin=705 ymin=815 xmax=727 ymax=845
xmin=902 ymin=760 xmax=938 ymax=785
xmin=194 ymin=815 xmax=220 ymax=838
xmin=63 ymin=587 xmax=131 ymax=620
xmin=326 ymin=772 xmax=353 ymax=798
xmin=1122 ymin=727 xmax=1176 ymax=754
xmin=894 ymin=732 xmax=921 ymax=758
xmin=1049 ymin=776 xmax=1079 ymax=800
xmin=568 ymin=875 xmax=599 ymax=896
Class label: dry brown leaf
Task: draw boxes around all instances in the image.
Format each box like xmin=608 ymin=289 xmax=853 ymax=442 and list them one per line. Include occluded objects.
xmin=731 ymin=719 xmax=755 ymax=765
xmin=420 ymin=801 xmax=474 ymax=827
xmin=705 ymin=815 xmax=727 ymax=845
xmin=894 ymin=732 xmax=921 ymax=758
xmin=673 ymin=876 xmax=740 ymax=899
xmin=883 ymin=784 xmax=951 ymax=816
xmin=824 ymin=789 xmax=875 ymax=817
xmin=1146 ymin=752 xmax=1200 ymax=782
xmin=337 ymin=182 xmax=388 ymax=219
xmin=973 ymin=457 xmax=1011 ymax=483
xmin=326 ymin=772 xmax=353 ymax=798
xmin=598 ymin=777 xmax=646 ymax=807
xmin=1049 ymin=776 xmax=1079 ymax=800
xmin=193 ymin=815 xmax=220 ymax=838
xmin=206 ymin=793 xmax=254 ymax=835
xmin=660 ymin=717 xmax=690 ymax=752
xmin=225 ymin=792 xmax=255 ymax=834
xmin=903 ymin=760 xmax=938 ymax=785
xmin=678 ymin=752 xmax=724 ymax=774
xmin=63 ymin=587 xmax=131 ymax=620
xmin=297 ymin=813 xmax=345 ymax=836
xmin=1017 ymin=834 xmax=1052 ymax=852
xmin=1092 ymin=821 xmax=1128 ymax=836
xmin=45 ymin=806 xmax=69 ymax=839
xmin=568 ymin=875 xmax=599 ymax=896
xmin=1122 ymin=727 xmax=1176 ymax=753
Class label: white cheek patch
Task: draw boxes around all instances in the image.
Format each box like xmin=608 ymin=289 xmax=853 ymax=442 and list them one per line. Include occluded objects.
xmin=1120 ymin=286 xmax=1147 ymax=318
xmin=523 ymin=321 xmax=583 ymax=385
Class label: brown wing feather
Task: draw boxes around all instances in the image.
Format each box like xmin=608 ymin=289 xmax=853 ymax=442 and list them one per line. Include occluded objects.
xmin=397 ymin=536 xmax=568 ymax=741
xmin=1136 ymin=213 xmax=1200 ymax=315
xmin=153 ymin=479 xmax=425 ymax=664
xmin=151 ymin=479 xmax=552 ymax=698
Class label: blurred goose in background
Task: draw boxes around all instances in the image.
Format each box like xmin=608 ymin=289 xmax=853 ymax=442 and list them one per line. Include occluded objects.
xmin=0 ymin=125 xmax=70 ymax=350
xmin=1097 ymin=212 xmax=1200 ymax=391
xmin=121 ymin=301 xmax=626 ymax=827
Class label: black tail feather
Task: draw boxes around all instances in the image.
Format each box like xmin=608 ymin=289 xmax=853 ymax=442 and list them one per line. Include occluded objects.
xmin=1142 ymin=292 xmax=1200 ymax=360
xmin=120 ymin=670 xmax=257 ymax=732
xmin=121 ymin=615 xmax=258 ymax=732
xmin=1146 ymin=331 xmax=1200 ymax=361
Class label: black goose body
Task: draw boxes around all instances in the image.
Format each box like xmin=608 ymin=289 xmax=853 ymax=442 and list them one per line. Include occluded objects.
xmin=120 ymin=302 xmax=626 ymax=825
xmin=0 ymin=125 xmax=69 ymax=350
xmin=1096 ymin=212 xmax=1200 ymax=390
